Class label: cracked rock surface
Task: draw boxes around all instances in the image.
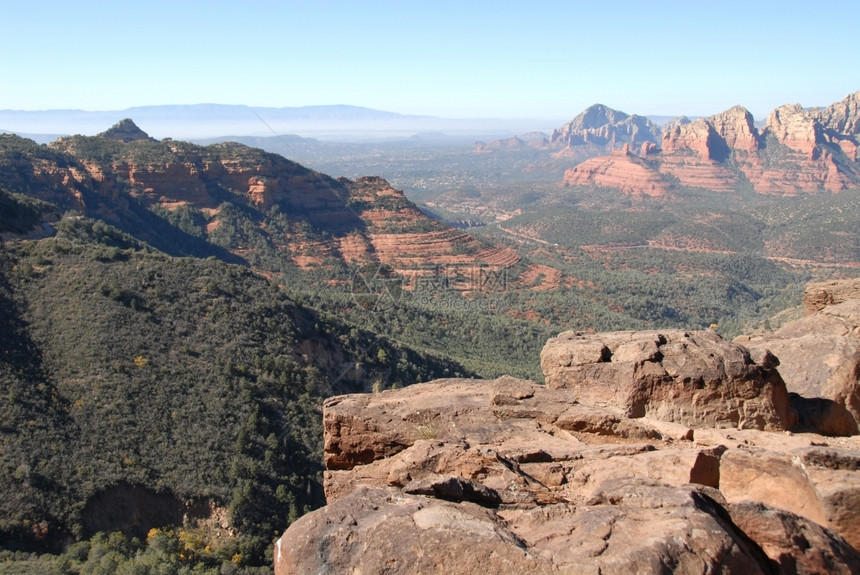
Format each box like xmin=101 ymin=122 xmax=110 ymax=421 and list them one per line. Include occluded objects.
xmin=277 ymin=359 xmax=860 ymax=573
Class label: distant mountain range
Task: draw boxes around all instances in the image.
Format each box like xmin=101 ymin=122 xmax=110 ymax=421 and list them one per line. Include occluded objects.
xmin=0 ymin=104 xmax=565 ymax=141
xmin=6 ymin=91 xmax=856 ymax=200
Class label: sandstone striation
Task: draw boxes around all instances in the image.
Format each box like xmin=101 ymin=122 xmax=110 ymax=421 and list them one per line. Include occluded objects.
xmin=3 ymin=129 xmax=530 ymax=291
xmin=657 ymin=155 xmax=740 ymax=192
xmin=561 ymin=148 xmax=670 ymax=197
xmin=277 ymin=346 xmax=860 ymax=573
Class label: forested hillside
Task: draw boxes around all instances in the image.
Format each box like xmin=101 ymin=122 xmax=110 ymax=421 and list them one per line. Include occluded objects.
xmin=0 ymin=202 xmax=468 ymax=572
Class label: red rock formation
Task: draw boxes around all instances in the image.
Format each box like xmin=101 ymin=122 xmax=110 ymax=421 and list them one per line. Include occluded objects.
xmin=563 ymin=152 xmax=670 ymax=197
xmin=662 ymin=118 xmax=720 ymax=159
xmin=752 ymin=105 xmax=858 ymax=193
xmin=837 ymin=137 xmax=858 ymax=161
xmin=123 ymin=162 xmax=212 ymax=206
xmin=541 ymin=329 xmax=793 ymax=430
xmin=568 ymin=99 xmax=860 ymax=196
xmin=720 ymin=446 xmax=860 ymax=550
xmin=657 ymin=103 xmax=860 ymax=195
xmin=657 ymin=156 xmax=740 ymax=192
xmin=276 ymin=369 xmax=860 ymax=574
xmin=649 ymin=117 xmax=741 ymax=192
xmin=709 ymin=105 xmax=760 ymax=153
xmin=640 ymin=141 xmax=659 ymax=156
xmin=766 ymin=104 xmax=825 ymax=158
xmin=2 ymin=131 xmax=538 ymax=292
xmin=338 ymin=176 xmax=525 ymax=290
xmin=813 ymin=90 xmax=860 ymax=135
xmin=728 ymin=500 xmax=860 ymax=574
xmin=804 ymin=278 xmax=860 ymax=314
xmin=738 ymin=153 xmax=853 ymax=195
xmin=549 ymin=104 xmax=662 ymax=152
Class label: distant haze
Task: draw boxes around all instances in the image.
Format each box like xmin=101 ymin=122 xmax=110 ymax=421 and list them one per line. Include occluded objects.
xmin=0 ymin=104 xmax=567 ymax=141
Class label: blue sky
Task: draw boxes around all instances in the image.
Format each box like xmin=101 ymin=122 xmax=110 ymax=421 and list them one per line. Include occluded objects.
xmin=1 ymin=0 xmax=857 ymax=120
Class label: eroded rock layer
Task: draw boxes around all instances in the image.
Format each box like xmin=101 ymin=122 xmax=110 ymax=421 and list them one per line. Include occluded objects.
xmin=560 ymin=93 xmax=860 ymax=196
xmin=276 ymin=369 xmax=860 ymax=574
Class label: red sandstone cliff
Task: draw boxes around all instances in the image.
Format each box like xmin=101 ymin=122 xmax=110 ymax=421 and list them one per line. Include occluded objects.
xmin=562 ymin=95 xmax=860 ymax=197
xmin=3 ymin=123 xmax=530 ymax=292
xmin=813 ymin=90 xmax=860 ymax=136
xmin=562 ymin=145 xmax=670 ymax=197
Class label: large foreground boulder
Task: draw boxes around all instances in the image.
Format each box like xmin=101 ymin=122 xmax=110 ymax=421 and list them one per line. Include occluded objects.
xmin=728 ymin=501 xmax=860 ymax=574
xmin=276 ymin=482 xmax=777 ymax=574
xmin=720 ymin=446 xmax=860 ymax=550
xmin=275 ymin=486 xmax=552 ymax=575
xmin=540 ymin=329 xmax=794 ymax=430
xmin=740 ymin=281 xmax=860 ymax=435
xmin=276 ymin=376 xmax=860 ymax=574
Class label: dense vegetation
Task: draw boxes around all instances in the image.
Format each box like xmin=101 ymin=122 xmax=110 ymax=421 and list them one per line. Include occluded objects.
xmin=0 ymin=189 xmax=54 ymax=235
xmin=0 ymin=215 xmax=468 ymax=572
xmin=751 ymin=188 xmax=860 ymax=263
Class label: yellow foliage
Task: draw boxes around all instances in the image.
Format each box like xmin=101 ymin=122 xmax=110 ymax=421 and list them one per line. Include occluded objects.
xmin=133 ymin=355 xmax=149 ymax=367
xmin=146 ymin=527 xmax=162 ymax=542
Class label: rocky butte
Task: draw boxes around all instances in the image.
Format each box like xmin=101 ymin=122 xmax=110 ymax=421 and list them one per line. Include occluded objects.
xmin=550 ymin=104 xmax=662 ymax=152
xmin=275 ymin=280 xmax=860 ymax=574
xmin=560 ymin=91 xmax=860 ymax=197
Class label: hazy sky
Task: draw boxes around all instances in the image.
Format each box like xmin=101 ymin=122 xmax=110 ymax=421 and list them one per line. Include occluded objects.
xmin=2 ymin=0 xmax=857 ymax=120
